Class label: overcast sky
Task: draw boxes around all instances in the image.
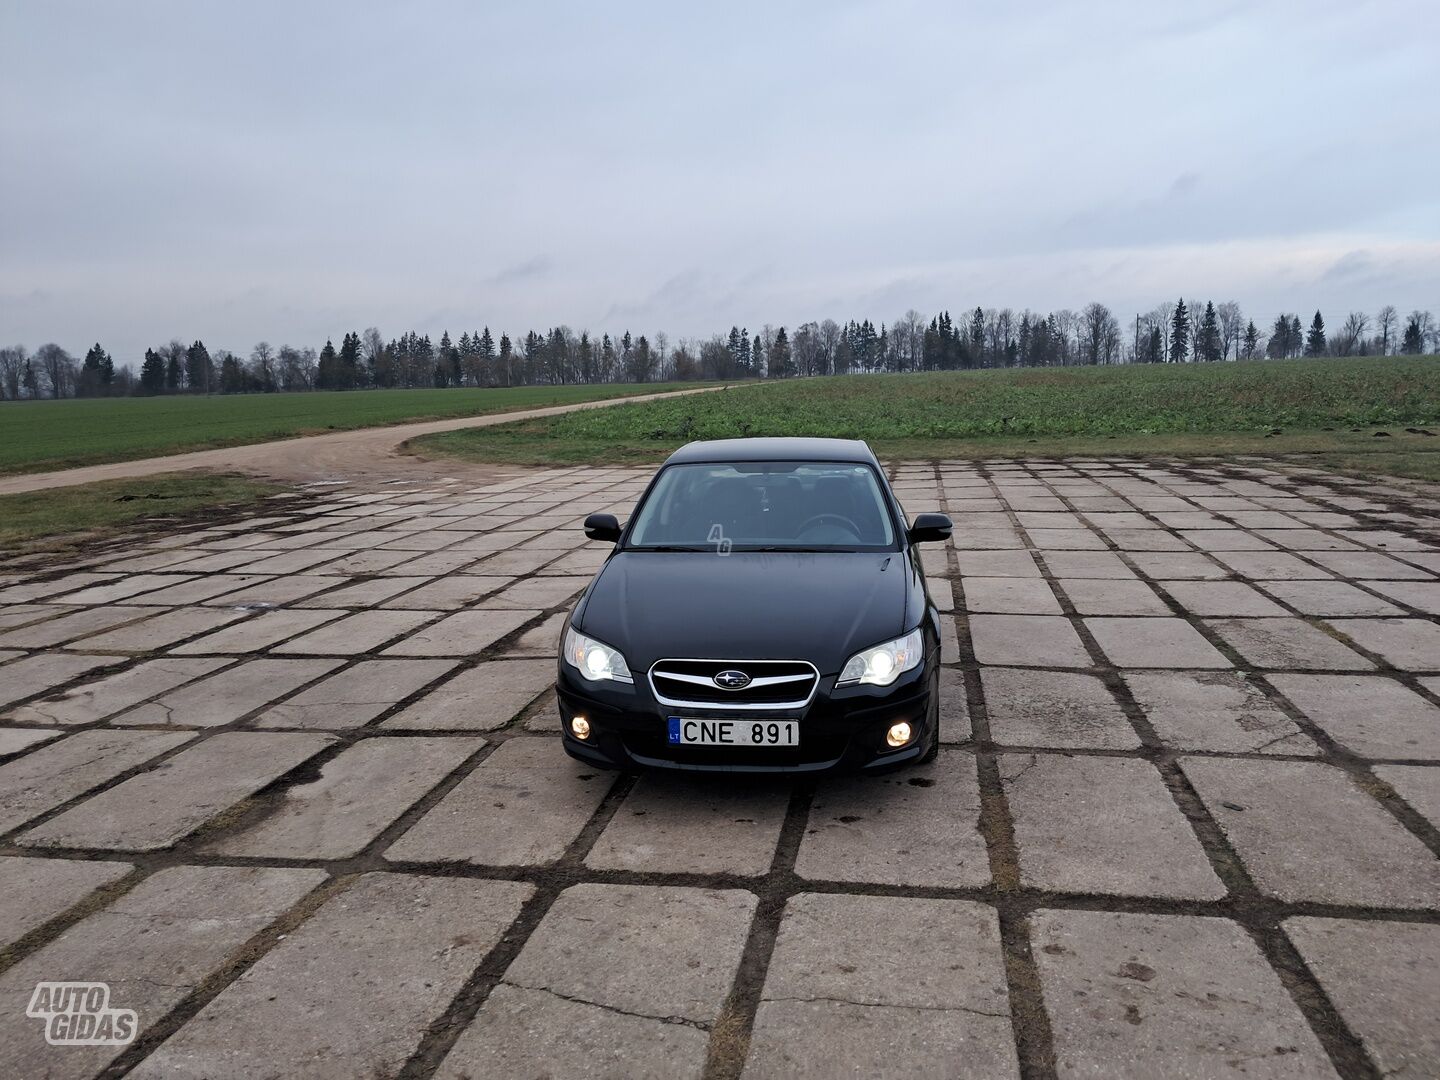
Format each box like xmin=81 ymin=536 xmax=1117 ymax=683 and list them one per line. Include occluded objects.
xmin=3 ymin=0 xmax=1437 ymax=363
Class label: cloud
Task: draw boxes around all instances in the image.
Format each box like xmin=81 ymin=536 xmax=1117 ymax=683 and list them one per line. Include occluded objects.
xmin=485 ymin=256 xmax=553 ymax=287
xmin=1168 ymin=172 xmax=1201 ymax=199
xmin=1322 ymin=250 xmax=1373 ymax=280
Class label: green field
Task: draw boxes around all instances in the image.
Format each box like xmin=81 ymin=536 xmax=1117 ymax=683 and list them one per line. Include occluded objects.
xmin=0 ymin=382 xmax=707 ymax=475
xmin=411 ymin=356 xmax=1440 ymax=480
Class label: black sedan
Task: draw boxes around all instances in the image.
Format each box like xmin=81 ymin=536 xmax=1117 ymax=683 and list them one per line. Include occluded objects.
xmin=555 ymin=437 xmax=952 ymax=773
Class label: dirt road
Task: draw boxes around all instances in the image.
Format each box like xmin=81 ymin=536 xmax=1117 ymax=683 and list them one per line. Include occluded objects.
xmin=0 ymin=384 xmax=725 ymax=495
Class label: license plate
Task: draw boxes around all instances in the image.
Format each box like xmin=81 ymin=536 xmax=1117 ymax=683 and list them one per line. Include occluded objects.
xmin=668 ymin=717 xmax=799 ymax=747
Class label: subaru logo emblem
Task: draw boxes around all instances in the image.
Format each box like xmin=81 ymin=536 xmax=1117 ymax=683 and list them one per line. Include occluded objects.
xmin=714 ymin=669 xmax=751 ymax=690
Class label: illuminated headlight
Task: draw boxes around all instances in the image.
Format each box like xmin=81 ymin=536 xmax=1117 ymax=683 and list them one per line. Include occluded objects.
xmin=837 ymin=629 xmax=923 ymax=687
xmin=563 ymin=626 xmax=633 ymax=684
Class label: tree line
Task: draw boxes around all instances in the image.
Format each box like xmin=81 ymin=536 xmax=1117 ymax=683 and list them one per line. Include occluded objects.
xmin=1 ymin=302 xmax=1435 ymax=400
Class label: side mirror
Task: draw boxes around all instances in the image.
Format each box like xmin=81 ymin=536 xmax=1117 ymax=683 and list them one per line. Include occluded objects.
xmin=908 ymin=513 xmax=952 ymax=544
xmin=583 ymin=512 xmax=622 ymax=542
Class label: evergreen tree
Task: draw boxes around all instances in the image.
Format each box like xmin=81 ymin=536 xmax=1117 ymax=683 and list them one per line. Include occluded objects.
xmin=498 ymin=333 xmax=513 ymax=386
xmin=969 ymin=307 xmax=985 ymax=364
xmin=768 ymin=327 xmax=792 ymax=378
xmin=79 ymin=343 xmax=114 ymax=396
xmin=339 ymin=331 xmax=362 ymax=388
xmin=316 ymin=339 xmax=338 ymax=388
xmin=220 ymin=353 xmax=246 ymax=393
xmin=1196 ymin=301 xmax=1222 ymax=362
xmin=752 ymin=334 xmax=763 ymax=374
xmin=22 ymin=357 xmax=40 ymax=398
xmin=140 ymin=348 xmax=166 ymax=393
xmin=1243 ymin=321 xmax=1259 ymax=360
xmin=1305 ymin=311 xmax=1327 ymax=356
xmin=1168 ymin=299 xmax=1190 ymax=362
xmin=478 ymin=326 xmax=496 ymax=384
xmin=165 ymin=350 xmax=183 ymax=391
xmin=1400 ymin=315 xmax=1424 ymax=354
xmin=600 ymin=334 xmax=617 ymax=383
xmin=185 ymin=340 xmax=212 ymax=393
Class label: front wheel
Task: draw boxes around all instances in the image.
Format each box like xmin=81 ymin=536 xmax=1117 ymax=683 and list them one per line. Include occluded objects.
xmin=917 ymin=677 xmax=941 ymax=763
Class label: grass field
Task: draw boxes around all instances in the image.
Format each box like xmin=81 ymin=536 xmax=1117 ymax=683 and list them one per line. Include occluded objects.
xmin=0 ymin=473 xmax=282 ymax=554
xmin=0 ymin=382 xmax=707 ymax=475
xmin=411 ymin=356 xmax=1440 ymax=481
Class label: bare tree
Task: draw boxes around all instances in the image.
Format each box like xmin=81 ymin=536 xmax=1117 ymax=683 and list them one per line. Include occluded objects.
xmin=249 ymin=341 xmax=275 ymax=390
xmin=276 ymin=345 xmax=316 ymax=390
xmin=1336 ymin=311 xmax=1369 ymax=356
xmin=901 ymin=310 xmax=926 ymax=373
xmin=792 ymin=322 xmax=822 ymax=377
xmin=1080 ymin=303 xmax=1121 ymax=365
xmin=0 ymin=345 xmax=25 ymax=400
xmin=1375 ymin=306 xmax=1397 ymax=355
xmin=1216 ymin=301 xmax=1243 ymax=361
xmin=1153 ymin=300 xmax=1175 ymax=361
xmin=818 ymin=319 xmax=841 ymax=376
xmin=1052 ymin=309 xmax=1078 ymax=365
xmin=34 ymin=343 xmax=76 ymax=398
xmin=995 ymin=309 xmax=1015 ymax=365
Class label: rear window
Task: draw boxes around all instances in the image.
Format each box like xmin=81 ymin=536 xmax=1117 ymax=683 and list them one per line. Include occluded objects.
xmin=627 ymin=461 xmax=897 ymax=552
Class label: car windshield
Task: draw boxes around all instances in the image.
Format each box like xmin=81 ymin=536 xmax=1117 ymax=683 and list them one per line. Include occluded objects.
xmin=627 ymin=461 xmax=898 ymax=552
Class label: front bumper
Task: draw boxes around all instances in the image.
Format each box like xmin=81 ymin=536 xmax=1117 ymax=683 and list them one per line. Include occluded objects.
xmin=555 ymin=661 xmax=935 ymax=774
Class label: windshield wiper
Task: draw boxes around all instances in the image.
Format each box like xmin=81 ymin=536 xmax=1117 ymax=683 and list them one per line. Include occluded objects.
xmin=631 ymin=545 xmax=710 ymax=552
xmin=743 ymin=546 xmax=842 ymax=553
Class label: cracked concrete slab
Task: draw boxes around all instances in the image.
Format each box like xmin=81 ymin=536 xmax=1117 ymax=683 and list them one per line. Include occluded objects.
xmin=1032 ymin=909 xmax=1334 ymax=1080
xmin=0 ymin=865 xmax=325 ymax=1080
xmin=982 ymin=668 xmax=1139 ymax=749
xmin=112 ymin=657 xmax=345 ymax=727
xmin=586 ymin=774 xmax=790 ymax=875
xmin=207 ymin=735 xmax=483 ymax=859
xmin=1183 ymin=757 xmax=1440 ymax=908
xmin=1123 ymin=671 xmax=1317 ymax=755
xmin=381 ymin=658 xmax=555 ymax=730
xmin=250 ymin=658 xmax=458 ymax=729
xmin=18 ymin=731 xmax=336 ymax=851
xmin=439 ymin=883 xmax=753 ymax=1079
xmin=744 ymin=893 xmax=1017 ymax=1079
xmin=0 ymin=729 xmax=195 ymax=834
xmin=132 ymin=873 xmax=531 ymax=1080
xmin=1266 ymin=673 xmax=1440 ymax=759
xmin=0 ymin=855 xmax=132 ymax=948
xmin=796 ymin=749 xmax=989 ymax=887
xmin=384 ymin=737 xmax=614 ymax=866
xmin=1001 ymin=754 xmax=1225 ymax=900
xmin=3 ymin=657 xmax=230 ymax=726
xmin=1283 ymin=917 xmax=1440 ymax=1079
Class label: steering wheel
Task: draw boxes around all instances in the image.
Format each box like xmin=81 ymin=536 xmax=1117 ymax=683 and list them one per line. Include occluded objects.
xmin=796 ymin=513 xmax=862 ymax=538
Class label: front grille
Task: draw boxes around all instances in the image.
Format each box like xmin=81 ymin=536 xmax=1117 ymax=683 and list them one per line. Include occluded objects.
xmin=648 ymin=659 xmax=819 ymax=710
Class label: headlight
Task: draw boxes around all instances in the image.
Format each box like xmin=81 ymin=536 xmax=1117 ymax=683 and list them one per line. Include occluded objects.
xmin=837 ymin=628 xmax=923 ymax=687
xmin=563 ymin=626 xmax=633 ymax=684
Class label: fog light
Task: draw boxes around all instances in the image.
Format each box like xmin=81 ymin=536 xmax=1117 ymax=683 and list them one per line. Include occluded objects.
xmin=570 ymin=715 xmax=591 ymax=740
xmin=886 ymin=721 xmax=912 ymax=748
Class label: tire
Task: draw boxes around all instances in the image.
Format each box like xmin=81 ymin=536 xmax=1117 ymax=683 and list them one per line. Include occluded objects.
xmin=918 ymin=678 xmax=940 ymax=764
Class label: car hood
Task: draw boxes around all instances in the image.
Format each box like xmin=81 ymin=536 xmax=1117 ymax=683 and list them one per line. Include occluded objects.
xmin=575 ymin=551 xmax=912 ymax=674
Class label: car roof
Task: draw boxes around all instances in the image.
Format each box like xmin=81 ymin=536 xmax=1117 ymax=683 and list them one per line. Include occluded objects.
xmin=663 ymin=437 xmax=878 ymax=465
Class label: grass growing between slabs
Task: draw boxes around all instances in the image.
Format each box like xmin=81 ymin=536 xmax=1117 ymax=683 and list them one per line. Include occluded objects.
xmin=0 ymin=473 xmax=284 ymax=554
